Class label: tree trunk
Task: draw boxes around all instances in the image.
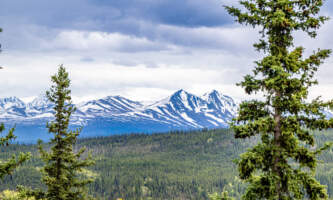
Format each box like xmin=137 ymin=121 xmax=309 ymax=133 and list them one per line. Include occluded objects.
xmin=273 ymin=92 xmax=282 ymax=199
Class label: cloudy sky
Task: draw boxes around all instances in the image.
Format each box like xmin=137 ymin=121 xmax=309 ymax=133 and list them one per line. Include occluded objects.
xmin=1 ymin=0 xmax=333 ymax=103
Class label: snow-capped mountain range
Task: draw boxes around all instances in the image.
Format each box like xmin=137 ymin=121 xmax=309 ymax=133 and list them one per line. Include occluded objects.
xmin=0 ymin=89 xmax=238 ymax=142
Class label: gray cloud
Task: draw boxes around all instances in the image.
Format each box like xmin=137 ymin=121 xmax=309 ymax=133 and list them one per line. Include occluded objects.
xmin=1 ymin=0 xmax=332 ymax=53
xmin=88 ymin=0 xmax=233 ymax=27
xmin=0 ymin=0 xmax=234 ymax=52
xmin=0 ymin=0 xmax=233 ymax=32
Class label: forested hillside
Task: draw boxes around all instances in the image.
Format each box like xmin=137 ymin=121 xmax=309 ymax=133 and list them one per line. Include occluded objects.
xmin=0 ymin=129 xmax=332 ymax=199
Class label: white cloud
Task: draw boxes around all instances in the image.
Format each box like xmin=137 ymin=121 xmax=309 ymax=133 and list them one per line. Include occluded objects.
xmin=0 ymin=49 xmax=249 ymax=103
xmin=51 ymin=31 xmax=172 ymax=52
xmin=11 ymin=24 xmax=259 ymax=55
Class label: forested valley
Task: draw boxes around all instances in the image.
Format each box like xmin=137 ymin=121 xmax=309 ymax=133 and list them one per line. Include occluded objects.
xmin=0 ymin=129 xmax=332 ymax=199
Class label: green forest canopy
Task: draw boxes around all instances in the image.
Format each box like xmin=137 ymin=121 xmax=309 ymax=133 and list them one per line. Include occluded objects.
xmin=0 ymin=129 xmax=332 ymax=199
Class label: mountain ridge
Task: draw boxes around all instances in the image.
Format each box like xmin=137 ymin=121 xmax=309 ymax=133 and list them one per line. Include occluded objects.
xmin=0 ymin=89 xmax=238 ymax=142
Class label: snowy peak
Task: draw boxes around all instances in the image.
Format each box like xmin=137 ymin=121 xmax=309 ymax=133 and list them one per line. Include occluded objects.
xmin=0 ymin=97 xmax=27 ymax=118
xmin=27 ymin=95 xmax=53 ymax=110
xmin=140 ymin=89 xmax=237 ymax=128
xmin=202 ymin=90 xmax=224 ymax=102
xmin=104 ymin=95 xmax=143 ymax=110
xmin=25 ymin=95 xmax=54 ymax=117
xmin=171 ymin=89 xmax=191 ymax=102
xmin=0 ymin=96 xmax=25 ymax=109
xmin=77 ymin=95 xmax=144 ymax=116
xmin=169 ymin=89 xmax=206 ymax=112
xmin=203 ymin=90 xmax=238 ymax=115
xmin=172 ymin=89 xmax=187 ymax=99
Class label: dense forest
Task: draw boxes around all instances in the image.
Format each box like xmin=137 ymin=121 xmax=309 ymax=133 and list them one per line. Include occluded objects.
xmin=0 ymin=128 xmax=332 ymax=199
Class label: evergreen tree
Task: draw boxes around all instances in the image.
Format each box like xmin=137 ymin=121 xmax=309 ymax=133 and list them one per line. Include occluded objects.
xmin=22 ymin=65 xmax=95 ymax=200
xmin=225 ymin=0 xmax=332 ymax=199
xmin=0 ymin=28 xmax=30 ymax=181
xmin=0 ymin=125 xmax=31 ymax=180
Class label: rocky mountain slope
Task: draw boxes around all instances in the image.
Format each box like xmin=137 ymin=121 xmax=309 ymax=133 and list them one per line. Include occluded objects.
xmin=0 ymin=89 xmax=238 ymax=142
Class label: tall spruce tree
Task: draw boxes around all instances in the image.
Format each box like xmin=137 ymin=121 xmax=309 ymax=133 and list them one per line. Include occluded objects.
xmin=23 ymin=65 xmax=94 ymax=200
xmin=0 ymin=28 xmax=30 ymax=180
xmin=225 ymin=0 xmax=332 ymax=199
